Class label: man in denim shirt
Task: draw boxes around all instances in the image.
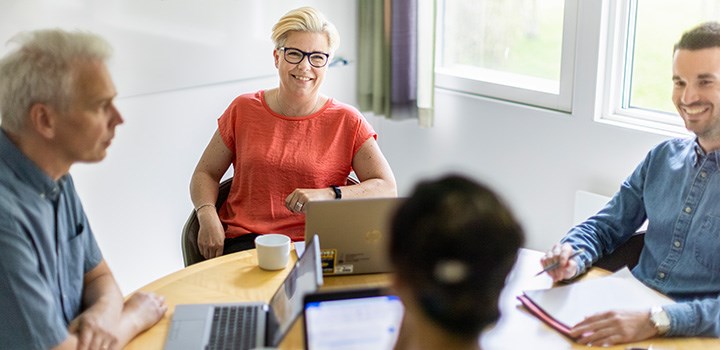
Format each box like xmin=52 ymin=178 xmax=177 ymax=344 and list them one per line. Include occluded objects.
xmin=541 ymin=22 xmax=720 ymax=346
xmin=0 ymin=29 xmax=167 ymax=349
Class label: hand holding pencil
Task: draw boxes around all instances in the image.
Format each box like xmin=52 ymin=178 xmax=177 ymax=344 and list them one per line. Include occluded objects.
xmin=539 ymin=243 xmax=582 ymax=282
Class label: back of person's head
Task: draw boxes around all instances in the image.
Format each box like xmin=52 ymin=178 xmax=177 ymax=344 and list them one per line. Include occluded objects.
xmin=390 ymin=174 xmax=524 ymax=339
xmin=0 ymin=29 xmax=112 ymax=133
xmin=271 ymin=6 xmax=340 ymax=53
xmin=674 ymin=21 xmax=720 ymax=52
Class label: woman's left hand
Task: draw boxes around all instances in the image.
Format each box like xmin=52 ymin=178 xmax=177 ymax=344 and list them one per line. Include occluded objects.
xmin=285 ymin=187 xmax=335 ymax=213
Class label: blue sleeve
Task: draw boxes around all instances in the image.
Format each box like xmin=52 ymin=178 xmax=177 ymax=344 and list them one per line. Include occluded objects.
xmin=664 ymin=297 xmax=720 ymax=337
xmin=0 ymin=217 xmax=68 ymax=349
xmin=561 ymin=151 xmax=650 ymax=276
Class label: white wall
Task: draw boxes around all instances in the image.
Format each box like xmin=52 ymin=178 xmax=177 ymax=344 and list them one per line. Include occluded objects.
xmin=372 ymin=90 xmax=667 ymax=251
xmin=1 ymin=0 xmax=359 ymax=294
xmin=2 ymin=1 xmax=678 ymax=294
xmin=0 ymin=0 xmax=358 ymax=97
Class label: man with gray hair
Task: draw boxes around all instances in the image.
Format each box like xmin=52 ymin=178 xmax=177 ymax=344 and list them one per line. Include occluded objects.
xmin=0 ymin=29 xmax=166 ymax=349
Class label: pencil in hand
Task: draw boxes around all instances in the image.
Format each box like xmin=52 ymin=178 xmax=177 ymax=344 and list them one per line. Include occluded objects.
xmin=535 ymin=248 xmax=585 ymax=276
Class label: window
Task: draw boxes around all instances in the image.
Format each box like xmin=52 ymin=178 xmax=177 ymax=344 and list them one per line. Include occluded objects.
xmin=435 ymin=0 xmax=577 ymax=112
xmin=602 ymin=0 xmax=720 ymax=135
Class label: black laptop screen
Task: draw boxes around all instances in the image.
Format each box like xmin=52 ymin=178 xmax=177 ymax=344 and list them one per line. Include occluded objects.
xmin=266 ymin=235 xmax=322 ymax=346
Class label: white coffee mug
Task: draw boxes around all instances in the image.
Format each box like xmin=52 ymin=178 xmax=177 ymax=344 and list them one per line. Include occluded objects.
xmin=255 ymin=234 xmax=291 ymax=270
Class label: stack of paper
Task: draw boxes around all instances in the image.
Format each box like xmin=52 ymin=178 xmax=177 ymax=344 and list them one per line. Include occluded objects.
xmin=517 ymin=267 xmax=674 ymax=337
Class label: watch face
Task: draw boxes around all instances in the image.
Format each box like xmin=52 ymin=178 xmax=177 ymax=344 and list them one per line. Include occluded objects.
xmin=651 ymin=307 xmax=670 ymax=334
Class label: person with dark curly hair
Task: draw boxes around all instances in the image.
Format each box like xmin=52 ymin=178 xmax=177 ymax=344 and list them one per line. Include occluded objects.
xmin=389 ymin=174 xmax=524 ymax=350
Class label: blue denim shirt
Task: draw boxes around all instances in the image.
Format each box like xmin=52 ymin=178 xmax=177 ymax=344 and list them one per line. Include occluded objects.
xmin=562 ymin=137 xmax=720 ymax=337
xmin=0 ymin=130 xmax=103 ymax=349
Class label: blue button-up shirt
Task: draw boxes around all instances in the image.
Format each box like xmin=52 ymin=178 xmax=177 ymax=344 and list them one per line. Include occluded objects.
xmin=0 ymin=130 xmax=103 ymax=349
xmin=563 ymin=137 xmax=720 ymax=337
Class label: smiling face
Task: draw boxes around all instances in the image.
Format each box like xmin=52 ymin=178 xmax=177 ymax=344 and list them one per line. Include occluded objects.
xmin=274 ymin=31 xmax=330 ymax=99
xmin=672 ymin=47 xmax=720 ymax=149
xmin=53 ymin=59 xmax=123 ymax=164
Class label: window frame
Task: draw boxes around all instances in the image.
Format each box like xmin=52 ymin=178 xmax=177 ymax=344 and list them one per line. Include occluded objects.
xmin=598 ymin=0 xmax=689 ymax=137
xmin=434 ymin=0 xmax=578 ymax=112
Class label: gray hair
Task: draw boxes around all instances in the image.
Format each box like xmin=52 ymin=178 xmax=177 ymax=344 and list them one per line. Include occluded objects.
xmin=0 ymin=29 xmax=112 ymax=132
xmin=271 ymin=7 xmax=340 ymax=53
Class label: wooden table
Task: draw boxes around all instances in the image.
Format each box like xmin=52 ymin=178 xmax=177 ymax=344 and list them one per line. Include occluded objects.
xmin=126 ymin=247 xmax=720 ymax=349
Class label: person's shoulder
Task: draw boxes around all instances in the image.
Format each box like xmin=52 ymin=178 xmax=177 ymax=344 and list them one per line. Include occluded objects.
xmin=659 ymin=137 xmax=693 ymax=146
xmin=640 ymin=137 xmax=695 ymax=165
xmin=229 ymin=90 xmax=263 ymax=105
xmin=325 ymin=98 xmax=365 ymax=120
xmin=222 ymin=91 xmax=266 ymax=122
xmin=650 ymin=137 xmax=694 ymax=153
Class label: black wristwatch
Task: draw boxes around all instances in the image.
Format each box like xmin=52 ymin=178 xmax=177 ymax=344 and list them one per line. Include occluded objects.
xmin=331 ymin=185 xmax=342 ymax=199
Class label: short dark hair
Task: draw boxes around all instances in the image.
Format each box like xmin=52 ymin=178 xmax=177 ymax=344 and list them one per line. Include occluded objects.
xmin=390 ymin=174 xmax=524 ymax=338
xmin=674 ymin=21 xmax=720 ymax=52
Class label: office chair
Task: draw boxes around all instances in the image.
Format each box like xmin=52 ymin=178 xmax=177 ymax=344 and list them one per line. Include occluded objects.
xmin=181 ymin=178 xmax=233 ymax=267
xmin=181 ymin=176 xmax=360 ymax=267
xmin=593 ymin=231 xmax=645 ymax=272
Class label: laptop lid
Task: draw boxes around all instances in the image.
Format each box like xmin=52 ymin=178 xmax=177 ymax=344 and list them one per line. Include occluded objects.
xmin=304 ymin=198 xmax=402 ymax=275
xmin=303 ymin=287 xmax=405 ymax=350
xmin=266 ymin=233 xmax=323 ymax=346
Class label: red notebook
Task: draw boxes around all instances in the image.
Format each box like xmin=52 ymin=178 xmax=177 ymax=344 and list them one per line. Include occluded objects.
xmin=516 ymin=294 xmax=573 ymax=336
xmin=516 ymin=267 xmax=673 ymax=338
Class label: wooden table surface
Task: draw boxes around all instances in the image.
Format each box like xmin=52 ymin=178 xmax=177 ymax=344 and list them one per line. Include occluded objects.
xmin=125 ymin=247 xmax=720 ymax=350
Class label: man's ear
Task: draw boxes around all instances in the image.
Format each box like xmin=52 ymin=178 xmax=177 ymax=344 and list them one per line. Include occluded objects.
xmin=28 ymin=103 xmax=57 ymax=139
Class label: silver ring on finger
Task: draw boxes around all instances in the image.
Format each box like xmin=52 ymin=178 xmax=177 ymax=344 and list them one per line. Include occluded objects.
xmin=295 ymin=202 xmax=304 ymax=211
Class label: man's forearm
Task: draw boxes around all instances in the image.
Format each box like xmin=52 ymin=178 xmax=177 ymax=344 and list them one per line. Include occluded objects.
xmin=82 ymin=261 xmax=123 ymax=319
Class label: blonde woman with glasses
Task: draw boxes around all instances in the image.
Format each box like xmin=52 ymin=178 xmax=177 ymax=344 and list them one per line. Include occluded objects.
xmin=190 ymin=7 xmax=396 ymax=259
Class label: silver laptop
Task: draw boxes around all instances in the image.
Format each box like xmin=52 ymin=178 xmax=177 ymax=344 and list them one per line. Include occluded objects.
xmin=164 ymin=235 xmax=323 ymax=350
xmin=304 ymin=198 xmax=402 ymax=275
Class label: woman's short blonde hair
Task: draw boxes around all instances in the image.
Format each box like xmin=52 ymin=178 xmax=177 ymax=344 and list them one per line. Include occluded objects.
xmin=271 ymin=7 xmax=340 ymax=53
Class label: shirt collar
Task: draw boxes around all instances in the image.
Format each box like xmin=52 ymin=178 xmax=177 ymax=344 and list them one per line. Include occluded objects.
xmin=693 ymin=138 xmax=720 ymax=172
xmin=0 ymin=129 xmax=65 ymax=201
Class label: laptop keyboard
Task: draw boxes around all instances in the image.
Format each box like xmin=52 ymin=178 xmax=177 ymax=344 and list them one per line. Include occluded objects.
xmin=206 ymin=305 xmax=262 ymax=350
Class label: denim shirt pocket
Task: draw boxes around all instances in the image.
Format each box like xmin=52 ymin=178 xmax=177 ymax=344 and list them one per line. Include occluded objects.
xmin=694 ymin=215 xmax=720 ymax=270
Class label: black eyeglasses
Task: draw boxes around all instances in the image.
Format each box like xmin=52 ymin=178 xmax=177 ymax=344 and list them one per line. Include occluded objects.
xmin=279 ymin=47 xmax=330 ymax=68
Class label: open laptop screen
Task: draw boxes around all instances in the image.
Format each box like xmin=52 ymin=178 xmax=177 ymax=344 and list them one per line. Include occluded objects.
xmin=303 ymin=288 xmax=404 ymax=350
xmin=266 ymin=234 xmax=323 ymax=346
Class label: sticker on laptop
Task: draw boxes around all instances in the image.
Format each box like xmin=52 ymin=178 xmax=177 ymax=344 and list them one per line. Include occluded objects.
xmin=334 ymin=265 xmax=354 ymax=274
xmin=320 ymin=248 xmax=337 ymax=274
